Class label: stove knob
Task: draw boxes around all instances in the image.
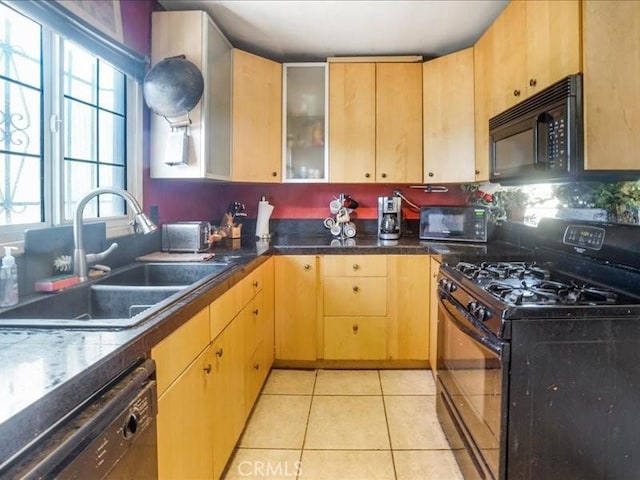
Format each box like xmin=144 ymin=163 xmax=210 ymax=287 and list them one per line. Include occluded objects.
xmin=448 ymin=283 xmax=457 ymax=293
xmin=476 ymin=306 xmax=486 ymax=321
xmin=468 ymin=301 xmax=477 ymax=313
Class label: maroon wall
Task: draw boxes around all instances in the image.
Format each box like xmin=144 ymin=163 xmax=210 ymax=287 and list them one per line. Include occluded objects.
xmin=119 ymin=1 xmax=470 ymax=226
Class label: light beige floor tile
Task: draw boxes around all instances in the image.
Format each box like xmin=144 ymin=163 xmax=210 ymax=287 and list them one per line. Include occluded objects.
xmin=299 ymin=450 xmax=395 ymax=480
xmin=239 ymin=395 xmax=311 ymax=449
xmin=262 ymin=369 xmax=317 ymax=395
xmin=223 ymin=449 xmax=302 ymax=479
xmin=314 ymin=369 xmax=381 ymax=395
xmin=394 ymin=450 xmax=464 ymax=480
xmin=379 ymin=369 xmax=435 ymax=395
xmin=385 ymin=396 xmax=450 ymax=449
xmin=305 ymin=396 xmax=390 ymax=449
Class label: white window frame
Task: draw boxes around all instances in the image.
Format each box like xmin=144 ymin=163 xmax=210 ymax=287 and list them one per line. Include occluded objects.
xmin=0 ymin=5 xmax=144 ymax=247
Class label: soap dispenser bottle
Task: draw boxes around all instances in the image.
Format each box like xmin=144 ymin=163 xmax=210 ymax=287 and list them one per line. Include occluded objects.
xmin=0 ymin=246 xmax=18 ymax=307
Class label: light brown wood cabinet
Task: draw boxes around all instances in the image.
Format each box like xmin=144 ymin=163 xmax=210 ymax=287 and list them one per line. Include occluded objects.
xmin=323 ymin=255 xmax=388 ymax=360
xmin=274 ymin=255 xmax=319 ymax=360
xmin=423 ymin=47 xmax=475 ymax=183
xmin=582 ymin=1 xmax=640 ymax=170
xmin=154 ymin=259 xmax=274 ymax=480
xmin=232 ymin=49 xmax=282 ymax=181
xmin=429 ymin=257 xmax=441 ymax=370
xmin=387 ymin=255 xmax=430 ymax=361
xmin=153 ymin=307 xmax=213 ymax=480
xmin=329 ymin=62 xmax=423 ymax=183
xmin=474 ymin=0 xmax=581 ymax=181
xmin=211 ymin=313 xmax=245 ymax=480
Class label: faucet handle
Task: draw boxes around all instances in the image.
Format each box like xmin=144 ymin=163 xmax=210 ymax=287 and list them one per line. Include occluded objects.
xmin=86 ymin=242 xmax=118 ymax=265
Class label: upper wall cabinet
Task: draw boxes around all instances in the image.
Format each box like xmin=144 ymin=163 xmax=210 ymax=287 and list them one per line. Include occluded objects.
xmin=283 ymin=63 xmax=328 ymax=182
xmin=474 ymin=0 xmax=581 ymax=181
xmin=582 ymin=1 xmax=640 ymax=171
xmin=150 ymin=11 xmax=232 ymax=179
xmin=232 ymin=49 xmax=282 ymax=182
xmin=329 ymin=61 xmax=423 ymax=183
xmin=423 ymin=48 xmax=475 ymax=183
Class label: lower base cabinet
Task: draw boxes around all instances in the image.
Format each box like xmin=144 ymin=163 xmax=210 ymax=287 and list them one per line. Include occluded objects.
xmin=154 ymin=258 xmax=274 ymax=480
xmin=212 ymin=315 xmax=245 ymax=480
xmin=156 ymin=345 xmax=214 ymax=480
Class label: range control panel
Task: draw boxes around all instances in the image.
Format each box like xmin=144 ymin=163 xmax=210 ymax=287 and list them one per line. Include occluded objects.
xmin=563 ymin=225 xmax=606 ymax=250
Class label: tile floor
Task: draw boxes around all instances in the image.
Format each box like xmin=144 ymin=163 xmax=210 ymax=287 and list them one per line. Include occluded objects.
xmin=222 ymin=369 xmax=463 ymax=480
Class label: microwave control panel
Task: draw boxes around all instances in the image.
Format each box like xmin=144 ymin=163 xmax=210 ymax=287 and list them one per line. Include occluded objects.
xmin=547 ymin=117 xmax=567 ymax=169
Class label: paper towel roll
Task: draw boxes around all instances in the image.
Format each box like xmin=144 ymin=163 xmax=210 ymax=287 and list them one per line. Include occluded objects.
xmin=256 ymin=199 xmax=274 ymax=239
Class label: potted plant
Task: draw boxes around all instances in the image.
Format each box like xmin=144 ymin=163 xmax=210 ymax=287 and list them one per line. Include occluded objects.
xmin=592 ymin=182 xmax=640 ymax=224
xmin=494 ymin=188 xmax=529 ymax=222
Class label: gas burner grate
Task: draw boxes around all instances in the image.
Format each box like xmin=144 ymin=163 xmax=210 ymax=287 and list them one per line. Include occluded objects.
xmin=485 ymin=278 xmax=619 ymax=306
xmin=456 ymin=261 xmax=550 ymax=281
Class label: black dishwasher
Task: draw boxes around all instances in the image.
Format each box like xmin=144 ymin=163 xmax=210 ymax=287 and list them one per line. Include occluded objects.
xmin=1 ymin=359 xmax=158 ymax=479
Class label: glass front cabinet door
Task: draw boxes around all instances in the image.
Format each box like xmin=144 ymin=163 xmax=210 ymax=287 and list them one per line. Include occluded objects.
xmin=283 ymin=63 xmax=328 ymax=182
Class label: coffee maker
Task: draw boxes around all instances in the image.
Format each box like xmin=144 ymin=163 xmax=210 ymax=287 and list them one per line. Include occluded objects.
xmin=377 ymin=196 xmax=402 ymax=240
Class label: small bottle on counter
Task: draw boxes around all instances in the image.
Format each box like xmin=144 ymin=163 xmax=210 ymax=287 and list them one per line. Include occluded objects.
xmin=0 ymin=246 xmax=18 ymax=307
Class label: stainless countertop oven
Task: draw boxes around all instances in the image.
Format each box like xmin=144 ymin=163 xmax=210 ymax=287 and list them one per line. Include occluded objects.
xmin=436 ymin=218 xmax=640 ymax=479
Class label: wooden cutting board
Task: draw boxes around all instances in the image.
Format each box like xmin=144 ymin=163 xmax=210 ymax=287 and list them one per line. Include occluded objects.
xmin=136 ymin=251 xmax=215 ymax=262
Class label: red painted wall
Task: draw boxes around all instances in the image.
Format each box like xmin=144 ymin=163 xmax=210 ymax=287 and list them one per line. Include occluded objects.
xmin=120 ymin=1 xmax=470 ymax=226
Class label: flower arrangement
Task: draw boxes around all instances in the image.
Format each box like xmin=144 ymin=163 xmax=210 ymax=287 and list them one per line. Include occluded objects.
xmin=461 ymin=184 xmax=530 ymax=223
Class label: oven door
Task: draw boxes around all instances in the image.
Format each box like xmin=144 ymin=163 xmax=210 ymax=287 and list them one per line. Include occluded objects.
xmin=436 ymin=287 xmax=507 ymax=480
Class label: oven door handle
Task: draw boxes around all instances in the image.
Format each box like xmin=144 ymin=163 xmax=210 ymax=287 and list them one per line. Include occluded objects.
xmin=438 ymin=289 xmax=503 ymax=357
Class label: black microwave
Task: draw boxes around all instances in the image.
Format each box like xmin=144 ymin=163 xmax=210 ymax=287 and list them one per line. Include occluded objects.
xmin=419 ymin=206 xmax=488 ymax=242
xmin=489 ymin=74 xmax=583 ymax=185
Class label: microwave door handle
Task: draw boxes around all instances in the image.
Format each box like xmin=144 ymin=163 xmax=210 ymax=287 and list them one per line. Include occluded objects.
xmin=535 ymin=114 xmax=550 ymax=167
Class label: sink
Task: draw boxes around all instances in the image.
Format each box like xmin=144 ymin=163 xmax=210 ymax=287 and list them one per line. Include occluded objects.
xmin=0 ymin=261 xmax=234 ymax=329
xmin=98 ymin=262 xmax=231 ymax=286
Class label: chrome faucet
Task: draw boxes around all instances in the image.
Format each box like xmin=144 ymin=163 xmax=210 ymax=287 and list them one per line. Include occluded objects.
xmin=73 ymin=187 xmax=157 ymax=282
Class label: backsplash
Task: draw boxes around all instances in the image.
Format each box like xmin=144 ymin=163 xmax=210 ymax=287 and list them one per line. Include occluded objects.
xmin=144 ymin=181 xmax=469 ymax=225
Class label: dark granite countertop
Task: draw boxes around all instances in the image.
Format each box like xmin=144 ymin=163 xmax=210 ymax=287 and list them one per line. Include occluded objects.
xmin=0 ymin=234 xmax=531 ymax=472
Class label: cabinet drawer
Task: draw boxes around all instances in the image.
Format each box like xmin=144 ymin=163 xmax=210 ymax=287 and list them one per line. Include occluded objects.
xmin=323 ymin=255 xmax=387 ymax=277
xmin=152 ymin=306 xmax=210 ymax=396
xmin=324 ymin=316 xmax=387 ymax=360
xmin=324 ymin=276 xmax=387 ymax=316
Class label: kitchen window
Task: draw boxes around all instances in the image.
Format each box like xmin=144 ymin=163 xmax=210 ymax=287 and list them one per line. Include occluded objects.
xmin=0 ymin=1 xmax=144 ymax=244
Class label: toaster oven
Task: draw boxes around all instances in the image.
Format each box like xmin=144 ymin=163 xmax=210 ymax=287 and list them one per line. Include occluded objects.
xmin=161 ymin=222 xmax=210 ymax=252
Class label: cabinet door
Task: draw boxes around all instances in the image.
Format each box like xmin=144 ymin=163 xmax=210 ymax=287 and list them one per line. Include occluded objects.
xmin=429 ymin=257 xmax=441 ymax=370
xmin=212 ymin=317 xmax=245 ymax=480
xmin=583 ymin=1 xmax=640 ymax=170
xmin=232 ymin=49 xmax=282 ymax=182
xmin=324 ymin=317 xmax=387 ymax=360
xmin=525 ymin=0 xmax=581 ymax=96
xmin=157 ymin=346 xmax=214 ymax=480
xmin=489 ymin=1 xmax=527 ymax=114
xmin=423 ymin=48 xmax=475 ymax=183
xmin=283 ymin=64 xmax=328 ymax=182
xmin=328 ymin=63 xmax=376 ymax=182
xmin=473 ymin=34 xmax=492 ymax=183
xmin=387 ymin=255 xmax=429 ymax=361
xmin=274 ymin=256 xmax=318 ymax=360
xmin=376 ymin=63 xmax=423 ymax=183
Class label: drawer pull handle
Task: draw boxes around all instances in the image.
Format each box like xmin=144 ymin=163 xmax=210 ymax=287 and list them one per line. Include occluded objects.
xmin=513 ymin=89 xmax=521 ymax=97
xmin=253 ymin=281 xmax=259 ymax=288
xmin=529 ymin=78 xmax=537 ymax=87
xmin=253 ymin=308 xmax=259 ymax=316
xmin=272 ymin=171 xmax=277 ymax=177
xmin=352 ymin=286 xmax=359 ymax=293
xmin=381 ymin=172 xmax=387 ymax=178
xmin=352 ymin=264 xmax=359 ymax=270
xmin=353 ymin=324 xmax=359 ymax=333
xmin=253 ymin=363 xmax=260 ymax=370
xmin=203 ymin=364 xmax=212 ymax=374
xmin=365 ymin=173 xmax=371 ymax=178
xmin=304 ymin=264 xmax=311 ymax=270
xmin=216 ymin=348 xmax=224 ymax=358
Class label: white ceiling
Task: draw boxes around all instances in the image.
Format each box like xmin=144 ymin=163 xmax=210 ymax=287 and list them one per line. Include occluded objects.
xmin=157 ymin=0 xmax=508 ymax=62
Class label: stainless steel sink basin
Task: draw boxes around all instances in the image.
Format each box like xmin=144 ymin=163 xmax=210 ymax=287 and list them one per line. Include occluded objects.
xmin=98 ymin=262 xmax=230 ymax=286
xmin=0 ymin=261 xmax=233 ymax=328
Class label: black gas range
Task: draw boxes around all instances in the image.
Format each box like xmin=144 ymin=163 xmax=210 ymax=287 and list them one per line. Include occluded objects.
xmin=435 ymin=218 xmax=640 ymax=480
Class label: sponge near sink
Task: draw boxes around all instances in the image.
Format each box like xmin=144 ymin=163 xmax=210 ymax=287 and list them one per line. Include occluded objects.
xmin=35 ymin=274 xmax=79 ymax=292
